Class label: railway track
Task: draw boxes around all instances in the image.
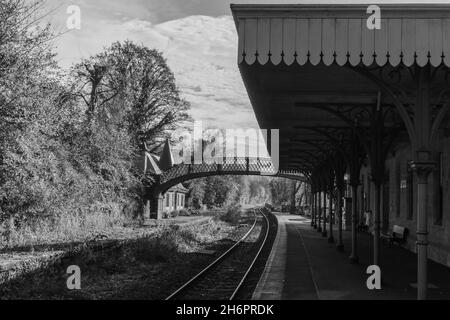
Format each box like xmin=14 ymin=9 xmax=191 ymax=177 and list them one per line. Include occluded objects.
xmin=165 ymin=208 xmax=272 ymax=300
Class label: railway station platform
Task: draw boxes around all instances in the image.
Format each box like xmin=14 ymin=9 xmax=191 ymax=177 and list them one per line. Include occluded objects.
xmin=253 ymin=213 xmax=450 ymax=300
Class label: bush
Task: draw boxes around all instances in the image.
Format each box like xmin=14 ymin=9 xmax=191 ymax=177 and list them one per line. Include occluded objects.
xmin=0 ymin=209 xmax=130 ymax=250
xmin=133 ymin=226 xmax=178 ymax=263
xmin=177 ymin=209 xmax=190 ymax=216
xmin=161 ymin=209 xmax=190 ymax=219
xmin=188 ymin=208 xmax=200 ymax=216
xmin=220 ymin=205 xmax=242 ymax=224
xmin=0 ymin=2 xmax=189 ymax=247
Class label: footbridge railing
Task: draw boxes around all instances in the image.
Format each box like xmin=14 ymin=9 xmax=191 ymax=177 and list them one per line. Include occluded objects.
xmin=144 ymin=157 xmax=306 ymax=219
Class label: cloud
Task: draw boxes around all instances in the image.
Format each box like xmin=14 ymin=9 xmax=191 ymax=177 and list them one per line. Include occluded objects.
xmin=54 ymin=12 xmax=258 ymax=130
xmin=49 ymin=0 xmax=444 ymax=131
xmin=57 ymin=0 xmax=446 ymax=24
xmin=151 ymin=16 xmax=257 ymax=128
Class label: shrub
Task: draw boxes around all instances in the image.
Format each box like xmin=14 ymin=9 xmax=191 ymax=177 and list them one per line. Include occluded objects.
xmin=220 ymin=205 xmax=242 ymax=224
xmin=0 ymin=209 xmax=129 ymax=250
xmin=0 ymin=3 xmax=189 ymax=248
xmin=177 ymin=209 xmax=190 ymax=216
xmin=190 ymin=209 xmax=200 ymax=215
xmin=132 ymin=225 xmax=179 ymax=263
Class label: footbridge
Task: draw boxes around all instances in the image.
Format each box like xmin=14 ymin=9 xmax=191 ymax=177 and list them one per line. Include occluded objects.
xmin=140 ymin=140 xmax=306 ymax=219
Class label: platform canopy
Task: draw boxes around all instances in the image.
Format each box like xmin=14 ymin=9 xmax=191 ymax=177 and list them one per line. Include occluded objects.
xmin=231 ymin=4 xmax=450 ymax=301
xmin=233 ymin=4 xmax=450 ymax=68
xmin=231 ymin=4 xmax=450 ymax=173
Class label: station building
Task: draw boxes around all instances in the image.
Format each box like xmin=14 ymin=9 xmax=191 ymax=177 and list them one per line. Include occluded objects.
xmin=139 ymin=139 xmax=188 ymax=216
xmin=162 ymin=183 xmax=188 ymax=213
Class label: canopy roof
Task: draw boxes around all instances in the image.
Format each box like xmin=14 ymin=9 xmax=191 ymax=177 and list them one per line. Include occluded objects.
xmin=232 ymin=4 xmax=450 ymax=67
xmin=231 ymin=4 xmax=450 ymax=173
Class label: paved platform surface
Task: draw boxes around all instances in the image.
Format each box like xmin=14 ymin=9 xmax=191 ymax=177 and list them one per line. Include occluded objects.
xmin=252 ymin=214 xmax=287 ymax=299
xmin=253 ymin=213 xmax=450 ymax=300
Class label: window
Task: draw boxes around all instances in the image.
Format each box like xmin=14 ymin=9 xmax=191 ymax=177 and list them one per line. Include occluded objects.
xmin=435 ymin=153 xmax=443 ymax=225
xmin=166 ymin=194 xmax=170 ymax=207
xmin=407 ymin=163 xmax=414 ymax=220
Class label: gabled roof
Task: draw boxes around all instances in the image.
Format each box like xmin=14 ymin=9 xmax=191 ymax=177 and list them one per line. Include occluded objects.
xmin=141 ymin=152 xmax=162 ymax=175
xmin=159 ymin=138 xmax=175 ymax=171
xmin=167 ymin=183 xmax=189 ymax=194
xmin=140 ymin=139 xmax=176 ymax=175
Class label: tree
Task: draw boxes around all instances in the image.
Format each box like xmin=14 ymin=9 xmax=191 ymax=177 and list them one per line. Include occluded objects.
xmin=185 ymin=179 xmax=206 ymax=209
xmin=0 ymin=1 xmax=189 ymax=238
xmin=0 ymin=0 xmax=62 ymax=222
xmin=71 ymin=41 xmax=191 ymax=152
xmin=184 ymin=176 xmax=272 ymax=210
xmin=291 ymin=181 xmax=308 ymax=214
xmin=269 ymin=178 xmax=291 ymax=207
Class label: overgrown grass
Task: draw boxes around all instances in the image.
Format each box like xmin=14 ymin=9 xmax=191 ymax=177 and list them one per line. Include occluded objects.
xmin=0 ymin=213 xmax=243 ymax=299
xmin=0 ymin=204 xmax=234 ymax=252
xmin=219 ymin=205 xmax=242 ymax=224
xmin=0 ymin=209 xmax=133 ymax=251
xmin=162 ymin=209 xmax=192 ymax=219
xmin=130 ymin=221 xmax=227 ymax=263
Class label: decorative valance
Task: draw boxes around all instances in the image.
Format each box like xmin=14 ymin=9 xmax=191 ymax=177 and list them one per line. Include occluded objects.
xmin=232 ymin=5 xmax=450 ymax=67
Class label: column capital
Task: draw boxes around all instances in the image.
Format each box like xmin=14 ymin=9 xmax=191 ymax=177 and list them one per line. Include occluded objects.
xmin=410 ymin=160 xmax=436 ymax=183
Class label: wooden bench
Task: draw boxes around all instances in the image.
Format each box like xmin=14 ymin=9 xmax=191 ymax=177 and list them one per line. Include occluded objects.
xmin=381 ymin=225 xmax=408 ymax=246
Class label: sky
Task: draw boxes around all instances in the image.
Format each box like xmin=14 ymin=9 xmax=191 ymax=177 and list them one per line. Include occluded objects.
xmin=43 ymin=0 xmax=450 ymax=130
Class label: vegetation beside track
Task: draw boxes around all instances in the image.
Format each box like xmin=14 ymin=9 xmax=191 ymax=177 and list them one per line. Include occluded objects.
xmin=0 ymin=209 xmax=257 ymax=299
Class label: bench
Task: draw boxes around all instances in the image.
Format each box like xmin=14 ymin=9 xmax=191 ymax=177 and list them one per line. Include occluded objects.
xmin=381 ymin=225 xmax=408 ymax=246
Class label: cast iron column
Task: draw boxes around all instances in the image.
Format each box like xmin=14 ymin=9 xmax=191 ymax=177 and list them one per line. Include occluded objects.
xmin=349 ymin=181 xmax=359 ymax=263
xmin=312 ymin=192 xmax=316 ymax=228
xmin=410 ymin=66 xmax=436 ymax=300
xmin=373 ymin=180 xmax=382 ymax=268
xmin=311 ymin=190 xmax=316 ymax=227
xmin=334 ymin=154 xmax=345 ymax=251
xmin=336 ymin=184 xmax=344 ymax=251
xmin=348 ymin=125 xmax=361 ymax=264
xmin=317 ymin=190 xmax=322 ymax=232
xmin=322 ymin=189 xmax=327 ymax=237
xmin=328 ymin=183 xmax=335 ymax=243
xmin=411 ymin=160 xmax=434 ymax=300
